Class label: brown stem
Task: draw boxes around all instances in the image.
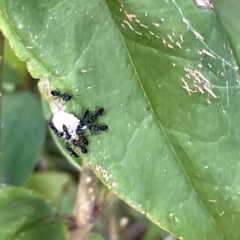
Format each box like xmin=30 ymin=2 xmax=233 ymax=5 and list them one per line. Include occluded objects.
xmin=108 ymin=214 xmax=119 ymax=240
xmin=69 ymin=160 xmax=101 ymax=240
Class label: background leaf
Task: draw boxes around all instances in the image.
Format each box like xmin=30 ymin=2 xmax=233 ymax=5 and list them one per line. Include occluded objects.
xmin=0 ymin=187 xmax=67 ymax=240
xmin=212 ymin=0 xmax=240 ymax=65
xmin=26 ymin=171 xmax=77 ymax=215
xmin=3 ymin=40 xmax=26 ymax=88
xmin=0 ymin=0 xmax=240 ymax=239
xmin=1 ymin=92 xmax=45 ymax=186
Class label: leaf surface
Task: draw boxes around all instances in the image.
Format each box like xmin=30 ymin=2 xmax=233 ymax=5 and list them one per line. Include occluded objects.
xmin=27 ymin=172 xmax=77 ymax=215
xmin=0 ymin=0 xmax=240 ymax=239
xmin=0 ymin=187 xmax=67 ymax=240
xmin=212 ymin=0 xmax=240 ymax=65
xmin=1 ymin=92 xmax=45 ymax=186
xmin=3 ymin=40 xmax=26 ymax=87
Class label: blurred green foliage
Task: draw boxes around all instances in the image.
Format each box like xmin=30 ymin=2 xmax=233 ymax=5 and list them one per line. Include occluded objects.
xmin=1 ymin=0 xmax=240 ymax=239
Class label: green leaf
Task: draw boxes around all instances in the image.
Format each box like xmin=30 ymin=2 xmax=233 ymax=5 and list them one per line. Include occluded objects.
xmin=142 ymin=223 xmax=169 ymax=240
xmin=212 ymin=0 xmax=240 ymax=65
xmin=88 ymin=233 xmax=107 ymax=240
xmin=0 ymin=187 xmax=67 ymax=240
xmin=1 ymin=92 xmax=46 ymax=186
xmin=0 ymin=0 xmax=240 ymax=239
xmin=27 ymin=172 xmax=77 ymax=215
xmin=3 ymin=39 xmax=26 ymax=87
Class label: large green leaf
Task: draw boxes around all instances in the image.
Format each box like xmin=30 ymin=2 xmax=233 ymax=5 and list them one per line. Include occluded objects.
xmin=0 ymin=0 xmax=240 ymax=239
xmin=0 ymin=187 xmax=67 ymax=240
xmin=1 ymin=92 xmax=45 ymax=186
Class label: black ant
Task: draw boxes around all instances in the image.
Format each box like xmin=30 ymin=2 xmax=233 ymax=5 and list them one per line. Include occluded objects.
xmin=65 ymin=142 xmax=79 ymax=158
xmin=87 ymin=108 xmax=105 ymax=124
xmin=82 ymin=137 xmax=89 ymax=145
xmin=76 ymin=125 xmax=85 ymax=137
xmin=51 ymin=89 xmax=72 ymax=101
xmin=72 ymin=139 xmax=88 ymax=154
xmin=80 ymin=146 xmax=88 ymax=154
xmin=82 ymin=110 xmax=90 ymax=120
xmin=99 ymin=125 xmax=108 ymax=131
xmin=49 ymin=121 xmax=64 ymax=137
xmin=87 ymin=115 xmax=97 ymax=124
xmin=88 ymin=124 xmax=108 ymax=134
xmin=78 ymin=110 xmax=90 ymax=128
xmin=95 ymin=108 xmax=105 ymax=116
xmin=75 ymin=126 xmax=89 ymax=145
xmin=62 ymin=124 xmax=72 ymax=140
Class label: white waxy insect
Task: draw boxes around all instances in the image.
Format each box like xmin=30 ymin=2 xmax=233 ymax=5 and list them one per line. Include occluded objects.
xmin=51 ymin=109 xmax=80 ymax=140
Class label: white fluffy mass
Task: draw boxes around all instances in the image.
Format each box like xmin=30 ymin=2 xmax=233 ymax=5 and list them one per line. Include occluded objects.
xmin=51 ymin=109 xmax=80 ymax=140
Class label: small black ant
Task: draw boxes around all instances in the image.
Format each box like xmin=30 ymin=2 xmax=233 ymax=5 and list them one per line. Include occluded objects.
xmin=72 ymin=139 xmax=80 ymax=147
xmin=62 ymin=124 xmax=72 ymax=140
xmin=75 ymin=127 xmax=89 ymax=145
xmin=49 ymin=121 xmax=64 ymax=137
xmin=88 ymin=124 xmax=108 ymax=134
xmin=82 ymin=110 xmax=90 ymax=120
xmin=78 ymin=110 xmax=89 ymax=127
xmin=65 ymin=142 xmax=79 ymax=158
xmin=76 ymin=126 xmax=85 ymax=137
xmin=99 ymin=125 xmax=108 ymax=131
xmin=95 ymin=108 xmax=105 ymax=116
xmin=51 ymin=89 xmax=72 ymax=101
xmin=72 ymin=139 xmax=88 ymax=154
xmin=80 ymin=145 xmax=88 ymax=154
xmin=65 ymin=142 xmax=72 ymax=151
xmin=87 ymin=115 xmax=98 ymax=124
xmin=82 ymin=137 xmax=89 ymax=145
xmin=87 ymin=108 xmax=105 ymax=124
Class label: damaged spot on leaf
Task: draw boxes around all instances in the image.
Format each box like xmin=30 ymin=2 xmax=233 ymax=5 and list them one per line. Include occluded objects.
xmin=193 ymin=0 xmax=215 ymax=10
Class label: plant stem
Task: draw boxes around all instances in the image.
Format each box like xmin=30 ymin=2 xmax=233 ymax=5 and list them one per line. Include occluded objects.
xmin=108 ymin=214 xmax=119 ymax=240
xmin=69 ymin=160 xmax=100 ymax=240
